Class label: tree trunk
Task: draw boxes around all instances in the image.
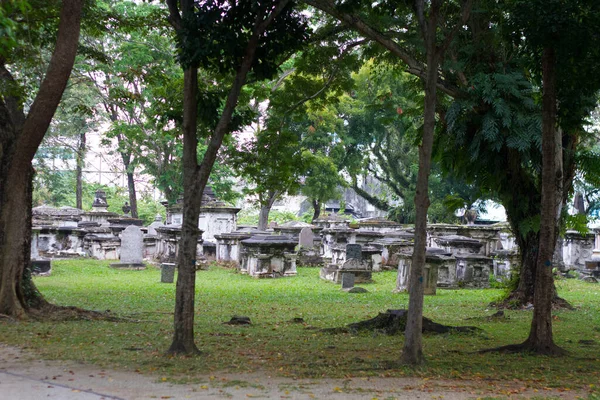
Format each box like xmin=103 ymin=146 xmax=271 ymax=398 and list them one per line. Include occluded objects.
xmin=168 ymin=65 xmax=201 ymax=355
xmin=524 ymin=46 xmax=565 ymax=355
xmin=120 ymin=151 xmax=138 ymax=218
xmin=311 ymin=198 xmax=321 ymax=221
xmin=166 ymin=0 xmax=291 ymax=356
xmin=75 ymin=131 xmax=85 ymax=209
xmin=126 ymin=171 xmax=138 ymax=218
xmin=0 ymin=0 xmax=83 ymax=318
xmin=258 ymin=190 xmax=278 ymax=230
xmin=400 ymin=0 xmax=441 ymax=367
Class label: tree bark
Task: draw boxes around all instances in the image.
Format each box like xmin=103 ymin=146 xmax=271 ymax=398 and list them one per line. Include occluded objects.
xmin=120 ymin=150 xmax=138 ymax=218
xmin=75 ymin=131 xmax=85 ymax=210
xmin=168 ymin=65 xmax=201 ymax=355
xmin=258 ymin=190 xmax=278 ymax=230
xmin=311 ymin=198 xmax=321 ymax=221
xmin=400 ymin=0 xmax=441 ymax=367
xmin=126 ymin=170 xmax=138 ymax=218
xmin=524 ymin=47 xmax=565 ymax=355
xmin=0 ymin=0 xmax=83 ymax=318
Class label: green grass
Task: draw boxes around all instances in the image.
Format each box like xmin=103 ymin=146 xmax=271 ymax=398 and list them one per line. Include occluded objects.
xmin=1 ymin=259 xmax=599 ymax=394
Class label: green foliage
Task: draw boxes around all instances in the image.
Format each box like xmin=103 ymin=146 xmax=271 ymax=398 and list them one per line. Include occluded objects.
xmin=177 ymin=0 xmax=310 ymax=78
xmin=0 ymin=0 xmax=30 ymax=57
xmin=136 ymin=195 xmax=166 ymax=225
xmin=32 ymin=170 xmax=76 ymax=207
xmin=565 ymin=213 xmax=590 ymax=235
xmin=237 ymin=209 xmax=300 ymax=226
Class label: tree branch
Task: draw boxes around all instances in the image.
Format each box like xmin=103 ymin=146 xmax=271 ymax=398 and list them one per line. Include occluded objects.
xmin=303 ymin=0 xmax=461 ymax=97
xmin=16 ymin=0 xmax=83 ymax=165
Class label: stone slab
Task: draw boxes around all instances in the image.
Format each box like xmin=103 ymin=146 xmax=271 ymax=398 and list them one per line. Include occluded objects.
xmin=346 ymin=244 xmax=362 ymax=260
xmin=119 ymin=225 xmax=143 ymax=264
xmin=341 ymin=272 xmax=355 ymax=289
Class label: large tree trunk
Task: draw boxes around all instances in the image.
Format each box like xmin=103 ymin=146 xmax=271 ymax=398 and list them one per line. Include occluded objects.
xmin=400 ymin=0 xmax=441 ymax=367
xmin=524 ymin=47 xmax=565 ymax=355
xmin=75 ymin=131 xmax=85 ymax=209
xmin=0 ymin=0 xmax=83 ymax=318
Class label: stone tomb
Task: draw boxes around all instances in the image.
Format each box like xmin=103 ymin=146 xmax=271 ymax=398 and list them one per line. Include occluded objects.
xmin=320 ymin=243 xmax=373 ymax=284
xmin=296 ymin=226 xmax=324 ymax=267
xmin=433 ymin=235 xmax=493 ymax=288
xmin=110 ymin=225 xmax=146 ymax=269
xmin=491 ymin=249 xmax=520 ymax=281
xmin=240 ymin=235 xmax=298 ymax=278
xmin=375 ymin=236 xmax=414 ymax=270
xmin=396 ymin=248 xmax=455 ymax=295
xmin=215 ymin=231 xmax=253 ymax=266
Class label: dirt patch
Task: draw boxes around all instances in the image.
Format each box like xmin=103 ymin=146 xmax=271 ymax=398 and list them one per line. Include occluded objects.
xmin=0 ymin=343 xmax=588 ymax=399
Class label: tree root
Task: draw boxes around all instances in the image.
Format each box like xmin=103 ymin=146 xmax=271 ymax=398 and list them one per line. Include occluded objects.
xmin=27 ymin=304 xmax=133 ymax=322
xmin=491 ymin=291 xmax=574 ymax=311
xmin=479 ymin=340 xmax=568 ymax=356
xmin=0 ymin=313 xmax=16 ymax=322
xmin=322 ymin=309 xmax=482 ymax=335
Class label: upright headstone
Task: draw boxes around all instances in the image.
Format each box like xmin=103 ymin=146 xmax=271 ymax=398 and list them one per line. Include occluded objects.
xmin=341 ymin=272 xmax=355 ymax=289
xmin=346 ymin=243 xmax=362 ymax=261
xmin=298 ymin=227 xmax=315 ymax=248
xmin=111 ymin=225 xmax=145 ymax=269
xmin=161 ymin=263 xmax=176 ymax=283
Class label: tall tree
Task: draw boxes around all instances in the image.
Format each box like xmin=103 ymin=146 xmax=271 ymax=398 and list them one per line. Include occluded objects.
xmin=304 ymin=0 xmax=472 ymax=366
xmin=165 ymin=0 xmax=308 ymax=354
xmin=0 ymin=0 xmax=83 ymax=317
xmin=499 ymin=0 xmax=600 ymax=355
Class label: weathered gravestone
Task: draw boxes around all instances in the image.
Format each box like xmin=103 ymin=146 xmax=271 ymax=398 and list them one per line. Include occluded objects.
xmin=298 ymin=227 xmax=314 ymax=248
xmin=110 ymin=225 xmax=146 ymax=269
xmin=31 ymin=260 xmax=51 ymax=276
xmin=161 ymin=263 xmax=176 ymax=283
xmin=341 ymin=272 xmax=355 ymax=289
xmin=346 ymin=243 xmax=362 ymax=261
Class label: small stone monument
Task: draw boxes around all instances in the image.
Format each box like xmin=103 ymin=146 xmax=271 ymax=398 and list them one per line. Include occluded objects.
xmin=341 ymin=272 xmax=355 ymax=290
xmin=122 ymin=201 xmax=131 ymax=216
xmin=298 ymin=227 xmax=314 ymax=248
xmin=92 ymin=189 xmax=109 ymax=212
xmin=111 ymin=225 xmax=146 ymax=269
xmin=31 ymin=260 xmax=52 ymax=276
xmin=161 ymin=263 xmax=176 ymax=283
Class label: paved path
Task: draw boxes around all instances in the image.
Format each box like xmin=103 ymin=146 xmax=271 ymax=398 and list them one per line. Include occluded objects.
xmin=0 ymin=344 xmax=587 ymax=399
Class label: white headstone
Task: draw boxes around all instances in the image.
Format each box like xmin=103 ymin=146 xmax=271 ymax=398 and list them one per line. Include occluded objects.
xmin=298 ymin=227 xmax=314 ymax=248
xmin=120 ymin=225 xmax=144 ymax=264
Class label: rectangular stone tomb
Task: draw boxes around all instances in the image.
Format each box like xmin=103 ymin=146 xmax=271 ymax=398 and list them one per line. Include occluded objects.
xmin=240 ymin=235 xmax=298 ymax=278
xmin=320 ymin=258 xmax=372 ymax=284
xmin=454 ymin=254 xmax=493 ymax=288
xmin=396 ymin=249 xmax=455 ymax=295
xmin=215 ymin=232 xmax=252 ymax=266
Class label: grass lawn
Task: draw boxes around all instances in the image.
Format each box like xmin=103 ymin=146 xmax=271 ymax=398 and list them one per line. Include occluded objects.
xmin=1 ymin=259 xmax=599 ymax=393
